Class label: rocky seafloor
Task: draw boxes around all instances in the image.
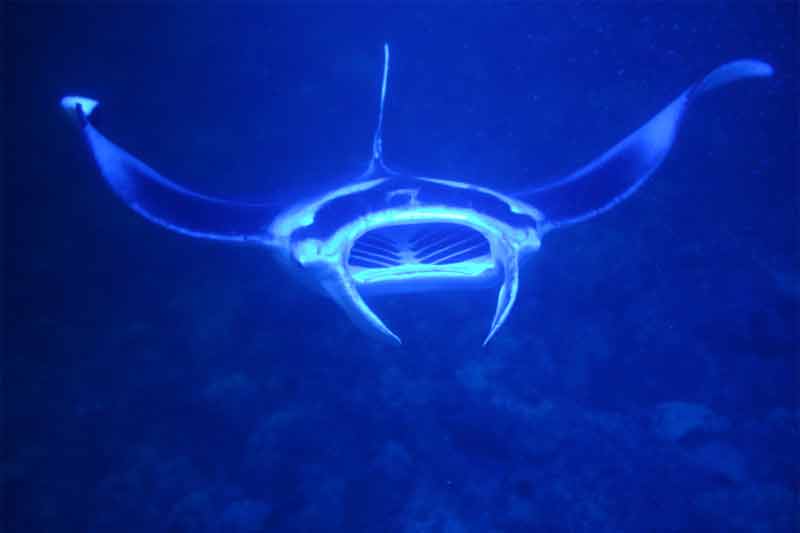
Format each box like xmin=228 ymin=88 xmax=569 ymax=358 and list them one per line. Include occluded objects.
xmin=6 ymin=241 xmax=798 ymax=532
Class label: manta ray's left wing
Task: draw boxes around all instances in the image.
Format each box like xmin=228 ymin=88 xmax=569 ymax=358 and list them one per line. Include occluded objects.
xmin=517 ymin=59 xmax=773 ymax=231
xmin=62 ymin=97 xmax=279 ymax=243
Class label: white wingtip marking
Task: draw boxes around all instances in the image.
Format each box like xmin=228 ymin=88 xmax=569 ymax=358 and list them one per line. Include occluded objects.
xmin=697 ymin=59 xmax=774 ymax=94
xmin=60 ymin=95 xmax=99 ymax=116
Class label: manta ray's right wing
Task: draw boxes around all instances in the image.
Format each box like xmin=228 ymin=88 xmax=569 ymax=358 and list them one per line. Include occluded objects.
xmin=61 ymin=97 xmax=279 ymax=244
xmin=517 ymin=59 xmax=773 ymax=231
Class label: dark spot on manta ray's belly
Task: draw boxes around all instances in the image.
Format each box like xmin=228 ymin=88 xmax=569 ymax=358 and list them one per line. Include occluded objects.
xmin=291 ymin=177 xmax=537 ymax=241
xmin=385 ymin=188 xmax=419 ymax=206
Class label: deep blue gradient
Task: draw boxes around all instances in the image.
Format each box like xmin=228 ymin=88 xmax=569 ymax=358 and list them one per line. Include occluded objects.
xmin=4 ymin=4 xmax=798 ymax=532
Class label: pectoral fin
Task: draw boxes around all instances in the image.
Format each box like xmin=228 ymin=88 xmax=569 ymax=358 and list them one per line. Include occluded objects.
xmin=519 ymin=59 xmax=773 ymax=229
xmin=61 ymin=96 xmax=279 ymax=243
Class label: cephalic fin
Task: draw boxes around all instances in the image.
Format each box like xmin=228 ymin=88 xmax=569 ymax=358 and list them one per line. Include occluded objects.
xmin=360 ymin=43 xmax=396 ymax=180
xmin=483 ymin=253 xmax=520 ymax=346
xmin=322 ymin=270 xmax=402 ymax=345
xmin=372 ymin=43 xmax=389 ymax=163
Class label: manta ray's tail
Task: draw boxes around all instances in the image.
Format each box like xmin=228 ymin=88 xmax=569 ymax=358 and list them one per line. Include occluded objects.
xmin=518 ymin=59 xmax=773 ymax=230
xmin=61 ymin=96 xmax=279 ymax=243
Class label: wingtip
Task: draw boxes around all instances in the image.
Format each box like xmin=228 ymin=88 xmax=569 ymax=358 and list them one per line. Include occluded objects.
xmin=739 ymin=59 xmax=774 ymax=78
xmin=60 ymin=96 xmax=99 ymax=127
xmin=61 ymin=95 xmax=99 ymax=116
xmin=698 ymin=59 xmax=775 ymax=94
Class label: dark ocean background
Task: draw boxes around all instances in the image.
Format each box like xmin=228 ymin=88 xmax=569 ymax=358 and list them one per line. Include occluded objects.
xmin=4 ymin=3 xmax=798 ymax=532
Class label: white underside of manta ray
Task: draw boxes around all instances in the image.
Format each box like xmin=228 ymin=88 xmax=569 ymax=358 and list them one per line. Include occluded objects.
xmin=61 ymin=46 xmax=773 ymax=345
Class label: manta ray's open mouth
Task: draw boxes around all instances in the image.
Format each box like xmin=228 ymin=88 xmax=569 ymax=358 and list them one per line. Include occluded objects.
xmin=350 ymin=223 xmax=490 ymax=268
xmin=347 ymin=223 xmax=498 ymax=290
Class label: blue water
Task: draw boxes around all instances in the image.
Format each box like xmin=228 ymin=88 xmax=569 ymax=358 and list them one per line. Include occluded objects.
xmin=5 ymin=4 xmax=798 ymax=532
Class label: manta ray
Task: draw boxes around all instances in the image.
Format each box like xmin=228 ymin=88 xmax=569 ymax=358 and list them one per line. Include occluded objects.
xmin=62 ymin=46 xmax=772 ymax=345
